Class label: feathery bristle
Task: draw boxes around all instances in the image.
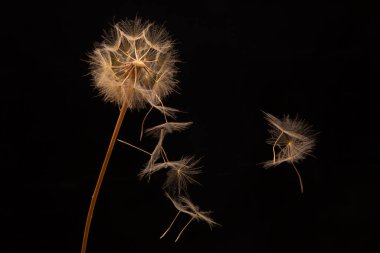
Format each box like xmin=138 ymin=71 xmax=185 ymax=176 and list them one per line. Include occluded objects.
xmin=145 ymin=122 xmax=193 ymax=137
xmin=162 ymin=156 xmax=202 ymax=195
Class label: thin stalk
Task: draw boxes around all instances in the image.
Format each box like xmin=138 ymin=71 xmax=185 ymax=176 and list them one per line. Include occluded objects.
xmin=290 ymin=160 xmax=304 ymax=194
xmin=175 ymin=217 xmax=195 ymax=242
xmin=139 ymin=106 xmax=153 ymax=141
xmin=81 ymin=101 xmax=129 ymax=253
xmin=117 ymin=139 xmax=152 ymax=155
xmin=160 ymin=211 xmax=181 ymax=239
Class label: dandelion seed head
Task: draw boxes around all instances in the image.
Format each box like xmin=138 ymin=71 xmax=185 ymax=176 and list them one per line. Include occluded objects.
xmin=89 ymin=18 xmax=178 ymax=109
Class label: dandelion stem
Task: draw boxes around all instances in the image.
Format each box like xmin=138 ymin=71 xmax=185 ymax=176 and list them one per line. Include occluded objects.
xmin=290 ymin=160 xmax=304 ymax=194
xmin=175 ymin=217 xmax=195 ymax=242
xmin=160 ymin=211 xmax=181 ymax=239
xmin=81 ymin=101 xmax=129 ymax=253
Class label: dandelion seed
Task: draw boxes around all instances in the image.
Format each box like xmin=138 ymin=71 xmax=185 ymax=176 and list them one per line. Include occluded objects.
xmin=161 ymin=192 xmax=219 ymax=242
xmin=262 ymin=111 xmax=316 ymax=193
xmin=178 ymin=196 xmax=219 ymax=228
xmin=162 ymin=156 xmax=202 ymax=195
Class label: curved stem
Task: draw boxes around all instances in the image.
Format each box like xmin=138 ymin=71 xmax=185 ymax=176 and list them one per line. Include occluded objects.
xmin=290 ymin=160 xmax=304 ymax=194
xmin=81 ymin=101 xmax=129 ymax=253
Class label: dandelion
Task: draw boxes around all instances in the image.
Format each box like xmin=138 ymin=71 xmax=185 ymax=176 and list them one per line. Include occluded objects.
xmin=161 ymin=192 xmax=219 ymax=242
xmin=262 ymin=111 xmax=316 ymax=193
xmin=81 ymin=18 xmax=179 ymax=253
xmin=89 ymin=18 xmax=178 ymax=110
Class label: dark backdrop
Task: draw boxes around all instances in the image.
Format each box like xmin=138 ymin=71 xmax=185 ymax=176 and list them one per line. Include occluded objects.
xmin=1 ymin=1 xmax=379 ymax=252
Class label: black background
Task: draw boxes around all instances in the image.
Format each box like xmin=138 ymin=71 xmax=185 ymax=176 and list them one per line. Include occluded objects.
xmin=1 ymin=1 xmax=380 ymax=252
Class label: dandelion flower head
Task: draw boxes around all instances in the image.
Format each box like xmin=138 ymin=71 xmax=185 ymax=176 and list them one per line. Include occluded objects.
xmin=89 ymin=18 xmax=178 ymax=109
